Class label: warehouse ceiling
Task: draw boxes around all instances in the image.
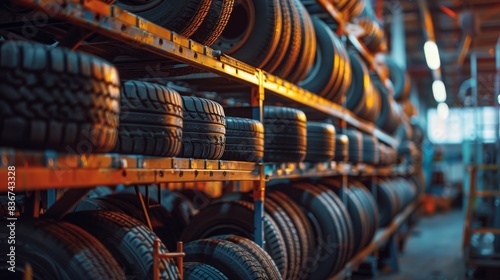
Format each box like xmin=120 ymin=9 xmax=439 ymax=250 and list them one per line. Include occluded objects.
xmin=384 ymin=0 xmax=500 ymax=108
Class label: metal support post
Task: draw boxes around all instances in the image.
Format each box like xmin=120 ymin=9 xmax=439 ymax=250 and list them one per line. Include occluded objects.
xmin=463 ymin=166 xmax=477 ymax=249
xmin=383 ymin=234 xmax=400 ymax=272
xmin=253 ymin=163 xmax=265 ymax=247
xmin=251 ymin=69 xmax=265 ymax=247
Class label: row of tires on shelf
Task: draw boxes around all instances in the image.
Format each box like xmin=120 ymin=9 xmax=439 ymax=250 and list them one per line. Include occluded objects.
xmin=110 ymin=0 xmax=411 ymax=135
xmin=0 ymin=177 xmax=419 ymax=279
xmin=0 ymin=41 xmax=401 ymax=165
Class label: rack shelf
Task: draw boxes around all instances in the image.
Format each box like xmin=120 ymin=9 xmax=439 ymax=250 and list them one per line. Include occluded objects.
xmin=0 ymin=148 xmax=414 ymax=191
xmin=331 ymin=196 xmax=422 ymax=279
xmin=265 ymin=162 xmax=413 ymax=180
xmin=0 ymin=149 xmax=260 ymax=190
xmin=15 ymin=0 xmax=397 ymax=148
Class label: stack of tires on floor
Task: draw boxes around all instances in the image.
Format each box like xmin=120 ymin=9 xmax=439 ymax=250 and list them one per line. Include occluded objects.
xmin=0 ymin=0 xmax=422 ymax=279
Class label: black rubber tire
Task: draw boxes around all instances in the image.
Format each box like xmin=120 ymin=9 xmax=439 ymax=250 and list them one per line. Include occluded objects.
xmin=0 ymin=219 xmax=126 ymax=279
xmin=180 ymin=96 xmax=226 ymax=159
xmin=264 ymin=199 xmax=300 ymax=279
xmin=215 ymin=192 xmax=298 ymax=279
xmin=374 ymin=180 xmax=396 ymax=227
xmin=274 ymin=0 xmax=303 ymax=79
xmin=112 ymin=81 xmax=183 ymax=156
xmin=346 ymin=49 xmax=372 ymax=119
xmin=345 ymin=129 xmax=363 ymax=163
xmin=305 ymin=122 xmax=335 ymax=162
xmin=287 ymin=0 xmax=316 ymax=83
xmin=221 ymin=117 xmax=264 ymax=162
xmin=117 ymin=0 xmax=212 ymax=38
xmin=65 ymin=211 xmax=179 ymax=280
xmin=96 ymin=192 xmax=182 ymax=253
xmin=184 ymin=239 xmax=268 ymax=280
xmin=307 ymin=182 xmax=355 ymax=271
xmin=321 ymin=179 xmax=367 ymax=255
xmin=191 ymin=0 xmax=235 ymax=46
xmin=351 ymin=181 xmax=380 ymax=246
xmin=268 ymin=191 xmax=314 ymax=272
xmin=386 ymin=57 xmax=411 ymax=101
xmin=184 ymin=262 xmax=228 ymax=280
xmin=361 ymin=133 xmax=380 ymax=164
xmin=73 ymin=197 xmax=124 ymax=213
xmin=176 ymin=189 xmax=213 ymax=210
xmin=0 ymin=41 xmax=120 ymax=152
xmin=180 ymin=200 xmax=288 ymax=278
xmin=263 ymin=0 xmax=292 ymax=73
xmin=211 ymin=235 xmax=281 ymax=280
xmin=272 ymin=183 xmax=341 ymax=279
xmin=299 ymin=16 xmax=342 ymax=102
xmin=214 ymin=0 xmax=282 ymax=69
xmin=161 ymin=190 xmax=198 ymax=228
xmin=86 ymin=186 xmax=113 ymax=198
xmin=264 ymin=106 xmax=307 ymax=163
xmin=334 ymin=134 xmax=349 ymax=162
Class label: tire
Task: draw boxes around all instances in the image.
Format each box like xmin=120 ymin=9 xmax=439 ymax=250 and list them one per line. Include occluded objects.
xmin=221 ymin=117 xmax=264 ymax=162
xmin=374 ymin=180 xmax=397 ymax=227
xmin=73 ymin=197 xmax=124 ymax=212
xmin=0 ymin=41 xmax=120 ymax=152
xmin=274 ymin=0 xmax=302 ymax=79
xmin=264 ymin=199 xmax=300 ymax=279
xmin=116 ymin=0 xmax=212 ymax=38
xmin=267 ymin=191 xmax=314 ymax=272
xmin=176 ymin=189 xmax=213 ymax=210
xmin=86 ymin=186 xmax=113 ymax=198
xmin=334 ymin=134 xmax=349 ymax=162
xmin=321 ymin=179 xmax=368 ymax=254
xmin=345 ymin=129 xmax=363 ymax=163
xmin=184 ymin=262 xmax=228 ymax=280
xmin=213 ymin=0 xmax=282 ymax=68
xmin=386 ymin=57 xmax=411 ymax=101
xmin=351 ymin=183 xmax=380 ymax=247
xmin=373 ymin=74 xmax=402 ymax=134
xmin=0 ymin=219 xmax=126 ymax=279
xmin=262 ymin=0 xmax=292 ymax=73
xmin=65 ymin=211 xmax=179 ymax=280
xmin=180 ymin=200 xmax=288 ymax=278
xmin=216 ymin=192 xmax=298 ymax=279
xmin=346 ymin=49 xmax=372 ymax=119
xmin=361 ymin=133 xmax=380 ymax=164
xmin=180 ymin=96 xmax=226 ymax=159
xmin=299 ymin=16 xmax=342 ymax=102
xmin=271 ymin=183 xmax=342 ymax=279
xmin=184 ymin=239 xmax=268 ymax=280
xmin=112 ymin=81 xmax=183 ymax=157
xmin=287 ymin=0 xmax=316 ymax=83
xmin=305 ymin=122 xmax=335 ymax=162
xmin=264 ymin=106 xmax=307 ymax=163
xmin=306 ymin=182 xmax=355 ymax=270
xmin=211 ymin=235 xmax=281 ymax=280
xmin=191 ymin=0 xmax=235 ymax=46
xmin=99 ymin=193 xmax=182 ymax=253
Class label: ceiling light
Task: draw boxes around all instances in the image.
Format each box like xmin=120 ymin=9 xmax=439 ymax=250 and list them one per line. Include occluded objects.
xmin=424 ymin=40 xmax=441 ymax=70
xmin=437 ymin=102 xmax=449 ymax=119
xmin=432 ymin=80 xmax=447 ymax=102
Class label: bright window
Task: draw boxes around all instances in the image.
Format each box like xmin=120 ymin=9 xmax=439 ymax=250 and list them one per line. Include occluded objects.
xmin=427 ymin=107 xmax=499 ymax=143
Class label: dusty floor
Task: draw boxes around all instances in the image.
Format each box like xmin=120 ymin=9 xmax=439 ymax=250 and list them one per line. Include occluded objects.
xmin=376 ymin=210 xmax=465 ymax=280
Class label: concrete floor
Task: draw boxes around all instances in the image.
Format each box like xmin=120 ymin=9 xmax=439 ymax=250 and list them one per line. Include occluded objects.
xmin=377 ymin=210 xmax=465 ymax=280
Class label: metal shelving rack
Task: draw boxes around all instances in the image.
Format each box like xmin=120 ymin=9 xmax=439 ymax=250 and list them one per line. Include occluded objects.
xmin=2 ymin=0 xmax=420 ymax=279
